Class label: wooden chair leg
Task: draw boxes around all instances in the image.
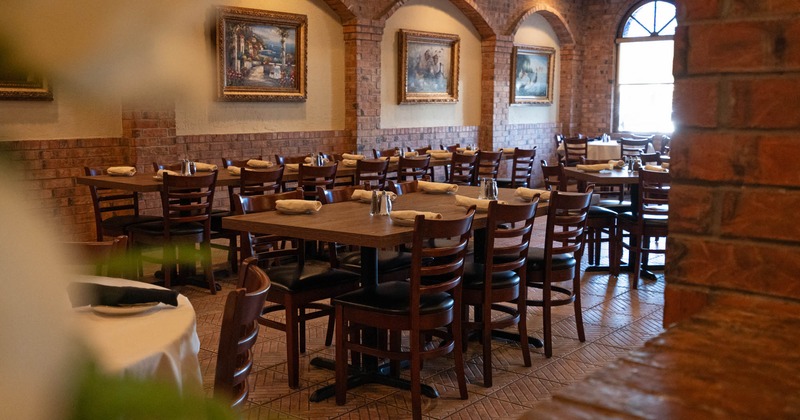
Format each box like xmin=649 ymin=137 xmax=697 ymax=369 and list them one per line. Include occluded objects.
xmin=451 ymin=297 xmax=468 ymax=399
xmin=518 ymin=286 xmax=531 ymax=367
xmin=335 ymin=306 xmax=347 ymax=405
xmin=482 ymin=301 xmax=492 ymax=387
xmin=574 ymin=271 xmax=585 ymax=342
xmin=285 ymin=303 xmax=300 ymax=388
xmin=543 ymin=279 xmax=553 ymax=358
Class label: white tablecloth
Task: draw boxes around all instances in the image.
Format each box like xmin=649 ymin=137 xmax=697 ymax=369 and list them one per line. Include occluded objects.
xmin=71 ymin=276 xmax=202 ymax=394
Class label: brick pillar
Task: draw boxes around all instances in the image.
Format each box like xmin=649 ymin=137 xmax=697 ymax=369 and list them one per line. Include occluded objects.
xmin=558 ymin=44 xmax=581 ymax=135
xmin=479 ymin=36 xmax=514 ymax=150
xmin=343 ymin=19 xmax=384 ymax=153
xmin=121 ymin=98 xmax=179 ymax=173
xmin=665 ymin=0 xmax=800 ymax=325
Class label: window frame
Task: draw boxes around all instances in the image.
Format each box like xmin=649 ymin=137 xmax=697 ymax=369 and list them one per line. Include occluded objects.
xmin=613 ymin=0 xmax=676 ymax=134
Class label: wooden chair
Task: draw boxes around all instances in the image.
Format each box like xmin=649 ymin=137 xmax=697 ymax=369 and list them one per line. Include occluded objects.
xmin=639 ymin=152 xmax=663 ymax=166
xmin=473 ymin=150 xmax=503 ymax=184
xmin=334 ymin=208 xmax=475 ymax=418
xmin=397 ymin=155 xmax=431 ymax=182
xmin=447 ymin=152 xmax=478 ymax=185
xmin=614 ymin=169 xmax=670 ymax=288
xmin=659 ymin=135 xmax=672 ymax=155
xmin=213 ymin=257 xmax=270 ymax=409
xmin=441 ymin=144 xmax=460 ymax=152
xmin=275 ymin=154 xmax=308 ymax=192
xmin=496 ymin=147 xmax=537 ymax=188
xmin=372 ymin=148 xmax=399 ymax=159
xmin=354 ymin=158 xmax=390 ymax=190
xmin=462 ymin=200 xmax=538 ymax=387
xmin=297 ymin=162 xmax=338 ymax=200
xmin=234 ymin=190 xmax=361 ymax=388
xmin=83 ymin=167 xmax=161 ymax=241
xmin=525 ymin=187 xmax=593 ymax=358
xmin=563 ymin=137 xmax=589 ymax=167
xmin=619 ymin=138 xmax=652 ymax=161
xmin=386 ymin=179 xmax=420 ymax=196
xmin=63 ymin=235 xmax=130 ymax=278
xmin=128 ymin=172 xmax=219 ymax=293
xmin=152 ymin=162 xmax=183 ymax=172
xmin=221 ymin=156 xmax=263 ymax=170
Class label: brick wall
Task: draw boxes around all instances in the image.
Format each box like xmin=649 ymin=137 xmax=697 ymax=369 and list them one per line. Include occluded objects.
xmin=665 ymin=0 xmax=800 ymax=324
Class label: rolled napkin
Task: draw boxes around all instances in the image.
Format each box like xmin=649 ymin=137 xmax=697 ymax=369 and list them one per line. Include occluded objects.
xmin=194 ymin=162 xmax=218 ymax=172
xmin=429 ymin=151 xmax=453 ymax=160
xmin=458 ymin=149 xmax=477 ymax=156
xmin=285 ymin=163 xmax=300 ymax=171
xmin=342 ymin=153 xmax=365 ymax=161
xmin=454 ymin=194 xmax=508 ymax=211
xmin=155 ymin=169 xmax=180 ymax=179
xmin=227 ymin=165 xmax=242 ymax=176
xmin=342 ymin=159 xmax=358 ymax=167
xmin=67 ymin=282 xmax=178 ymax=308
xmin=247 ymin=159 xmax=273 ymax=168
xmin=608 ymin=160 xmax=626 ymax=169
xmin=500 ymin=147 xmax=516 ymax=153
xmin=417 ymin=180 xmax=459 ymax=194
xmin=107 ymin=166 xmax=136 ymax=176
xmin=351 ymin=189 xmax=396 ymax=202
xmin=644 ymin=164 xmax=668 ymax=172
xmin=404 ymin=151 xmax=419 ymax=158
xmin=662 ymin=162 xmax=670 ymax=169
xmin=576 ymin=163 xmax=611 ymax=172
xmin=275 ymin=199 xmax=322 ymax=214
xmin=389 ymin=156 xmax=400 ymax=162
xmin=390 ymin=210 xmax=443 ymax=224
xmin=514 ymin=187 xmax=551 ymax=201
xmin=304 ymin=156 xmax=330 ymax=164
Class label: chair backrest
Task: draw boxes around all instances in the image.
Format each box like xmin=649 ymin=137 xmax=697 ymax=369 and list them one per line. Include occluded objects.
xmin=638 ymin=152 xmax=662 ymax=166
xmin=448 ymin=152 xmax=478 ymax=185
xmin=408 ymin=145 xmax=431 ymax=155
xmin=354 ymin=158 xmax=390 ymax=189
xmin=507 ymin=147 xmax=537 ymax=188
xmin=386 ymin=179 xmax=419 ymax=196
xmin=160 ymin=172 xmax=217 ymax=236
xmin=214 ymin=256 xmax=270 ymax=408
xmin=234 ymin=190 xmax=305 ymax=264
xmin=63 ymin=235 xmax=129 ymax=278
xmin=563 ymin=137 xmax=588 ymax=166
xmin=152 ymin=162 xmax=183 ymax=172
xmin=408 ymin=207 xmax=476 ymax=315
xmin=619 ymin=138 xmax=652 ymax=160
xmin=222 ymin=156 xmax=263 ymax=169
xmin=540 ymin=160 xmax=567 ymax=192
xmin=84 ymin=166 xmax=143 ymax=241
xmin=372 ymin=148 xmax=398 ymax=159
xmin=659 ymin=135 xmax=671 ymax=155
xmin=317 ymin=185 xmax=365 ymax=205
xmin=542 ymin=187 xmax=594 ymax=278
xmin=397 ymin=155 xmax=431 ymax=181
xmin=239 ymin=167 xmax=283 ymax=196
xmin=441 ymin=144 xmax=460 ymax=153
xmin=474 ymin=150 xmax=503 ymax=183
xmin=297 ymin=162 xmax=338 ymax=200
xmin=481 ymin=200 xmax=539 ymax=285
xmin=274 ymin=155 xmax=308 ymax=165
xmin=637 ymin=169 xmax=671 ymax=220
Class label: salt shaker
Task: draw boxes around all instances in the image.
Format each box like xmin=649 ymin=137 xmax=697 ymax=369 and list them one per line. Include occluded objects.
xmin=378 ymin=191 xmax=392 ymax=216
xmin=369 ymin=189 xmax=379 ymax=216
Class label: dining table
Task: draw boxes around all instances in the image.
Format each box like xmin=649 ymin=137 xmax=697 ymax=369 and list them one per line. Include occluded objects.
xmin=222 ymin=184 xmax=547 ymax=402
xmin=558 ymin=140 xmax=657 ymax=161
xmin=70 ymin=275 xmax=203 ymax=394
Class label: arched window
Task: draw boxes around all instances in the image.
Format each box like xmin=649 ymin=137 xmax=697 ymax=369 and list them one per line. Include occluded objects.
xmin=615 ymin=0 xmax=677 ymax=133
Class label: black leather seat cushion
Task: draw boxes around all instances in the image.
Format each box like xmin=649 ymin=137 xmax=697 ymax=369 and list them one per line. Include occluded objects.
xmin=266 ymin=260 xmax=359 ymax=292
xmin=588 ymin=205 xmax=618 ymax=218
xmin=334 ymin=280 xmax=453 ymax=316
xmin=128 ymin=220 xmax=205 ymax=236
xmin=102 ymin=215 xmax=162 ymax=232
xmin=617 ymin=211 xmax=668 ymax=227
xmin=338 ymin=249 xmax=412 ymax=273
xmin=461 ymin=262 xmax=520 ymax=290
xmin=596 ymin=200 xmax=633 ymax=213
xmin=526 ymin=247 xmax=577 ymax=272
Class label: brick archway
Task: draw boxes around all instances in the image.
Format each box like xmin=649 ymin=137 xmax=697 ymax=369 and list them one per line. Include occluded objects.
xmin=377 ymin=0 xmax=495 ymax=39
xmin=506 ymin=4 xmax=575 ymax=47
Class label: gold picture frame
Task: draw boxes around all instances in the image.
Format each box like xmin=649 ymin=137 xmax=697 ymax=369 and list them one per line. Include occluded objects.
xmin=510 ymin=45 xmax=555 ymax=105
xmin=398 ymin=29 xmax=459 ymax=104
xmin=0 ymin=59 xmax=52 ymax=101
xmin=215 ymin=6 xmax=307 ymax=102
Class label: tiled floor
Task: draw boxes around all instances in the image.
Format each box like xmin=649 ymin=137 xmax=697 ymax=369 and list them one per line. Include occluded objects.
xmin=164 ymin=227 xmax=665 ymax=419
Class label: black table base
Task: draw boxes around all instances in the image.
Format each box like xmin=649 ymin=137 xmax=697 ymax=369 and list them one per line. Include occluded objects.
xmin=308 ymin=357 xmax=439 ymax=402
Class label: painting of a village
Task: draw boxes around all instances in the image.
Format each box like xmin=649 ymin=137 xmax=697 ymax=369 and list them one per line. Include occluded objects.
xmin=224 ymin=20 xmax=297 ymax=89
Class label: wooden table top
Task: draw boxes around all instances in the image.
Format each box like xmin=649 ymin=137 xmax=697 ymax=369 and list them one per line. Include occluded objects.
xmin=222 ymin=185 xmax=545 ymax=249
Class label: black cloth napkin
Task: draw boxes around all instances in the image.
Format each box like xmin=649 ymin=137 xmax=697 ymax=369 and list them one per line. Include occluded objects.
xmin=67 ymin=282 xmax=179 ymax=308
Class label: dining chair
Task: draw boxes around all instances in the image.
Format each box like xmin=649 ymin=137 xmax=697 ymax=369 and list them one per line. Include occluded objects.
xmin=63 ymin=235 xmax=130 ymax=278
xmin=397 ymin=155 xmax=431 ymax=182
xmin=525 ymin=187 xmax=594 ymax=358
xmin=659 ymin=135 xmax=672 ymax=155
xmin=619 ymin=138 xmax=652 ymax=161
xmin=386 ymin=179 xmax=420 ymax=196
xmin=297 ymin=162 xmax=338 ymax=201
xmin=234 ymin=190 xmax=361 ymax=388
xmin=152 ymin=161 xmax=183 ymax=172
xmin=496 ymin=147 xmax=537 ymax=188
xmin=563 ymin=137 xmax=589 ymax=167
xmin=214 ymin=257 xmax=270 ymax=409
xmin=441 ymin=143 xmax=460 ymax=152
xmin=473 ymin=150 xmax=503 ymax=184
xmin=447 ymin=152 xmax=478 ymax=185
xmin=83 ymin=166 xmax=161 ymax=242
xmin=372 ymin=148 xmax=399 ymax=159
xmin=334 ymin=208 xmax=476 ymax=419
xmin=274 ymin=154 xmax=308 ymax=192
xmin=639 ymin=152 xmax=663 ymax=166
xmin=221 ymin=156 xmax=263 ymax=170
xmin=128 ymin=171 xmax=219 ymax=293
xmin=461 ymin=199 xmax=538 ymax=387
xmin=614 ymin=169 xmax=670 ymax=288
xmin=354 ymin=158 xmax=390 ymax=190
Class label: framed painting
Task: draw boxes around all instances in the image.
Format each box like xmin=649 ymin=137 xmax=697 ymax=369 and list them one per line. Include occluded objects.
xmin=511 ymin=45 xmax=555 ymax=105
xmin=215 ymin=6 xmax=307 ymax=102
xmin=0 ymin=53 xmax=52 ymax=101
xmin=398 ymin=29 xmax=459 ymax=104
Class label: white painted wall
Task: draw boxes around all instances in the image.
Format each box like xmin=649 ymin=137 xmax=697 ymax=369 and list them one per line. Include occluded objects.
xmin=509 ymin=13 xmax=560 ymax=125
xmin=380 ymin=0 xmax=481 ymax=128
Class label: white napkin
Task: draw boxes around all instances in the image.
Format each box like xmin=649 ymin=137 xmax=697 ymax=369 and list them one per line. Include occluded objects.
xmin=342 ymin=159 xmax=358 ymax=167
xmin=351 ymin=189 xmax=396 ymax=202
xmin=304 ymin=157 xmax=330 ymax=164
xmin=644 ymin=164 xmax=668 ymax=172
xmin=275 ymin=199 xmax=322 ymax=214
xmin=194 ymin=162 xmax=218 ymax=172
xmin=404 ymin=151 xmax=419 ymax=158
xmin=458 ymin=150 xmax=477 ymax=156
xmin=227 ymin=166 xmax=242 ymax=176
xmin=607 ymin=160 xmax=626 ymax=169
xmin=429 ymin=151 xmax=452 ymax=160
xmin=285 ymin=163 xmax=300 ymax=171
xmin=389 ymin=156 xmax=400 ymax=163
xmin=500 ymin=147 xmax=516 ymax=153
xmin=342 ymin=153 xmax=365 ymax=161
xmin=155 ymin=169 xmax=179 ymax=179
xmin=247 ymin=159 xmax=273 ymax=168
xmin=417 ymin=180 xmax=458 ymax=194
xmin=390 ymin=210 xmax=443 ymax=223
xmin=107 ymin=166 xmax=136 ymax=176
xmin=514 ymin=187 xmax=551 ymax=201
xmin=454 ymin=195 xmax=508 ymax=211
xmin=576 ymin=163 xmax=611 ymax=172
